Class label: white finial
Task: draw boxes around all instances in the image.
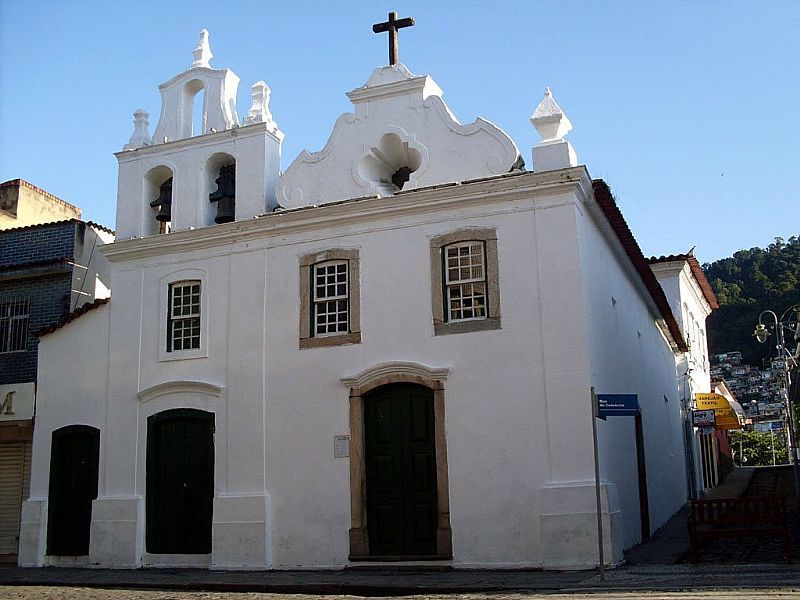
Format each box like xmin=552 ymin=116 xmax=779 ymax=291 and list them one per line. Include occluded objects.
xmin=192 ymin=29 xmax=213 ymax=68
xmin=243 ymin=81 xmax=277 ymax=132
xmin=124 ymin=109 xmax=152 ymax=150
xmin=531 ymin=86 xmax=577 ymax=172
xmin=531 ymin=86 xmax=572 ymax=141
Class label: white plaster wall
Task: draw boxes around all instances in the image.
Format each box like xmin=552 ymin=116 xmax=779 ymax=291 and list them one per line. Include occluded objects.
xmin=115 ymin=123 xmax=281 ymax=240
xmin=577 ymin=209 xmax=687 ymax=551
xmin=652 ymin=261 xmax=714 ymax=495
xmin=103 ymin=183 xmax=595 ymax=568
xmin=19 ymin=305 xmax=110 ymax=566
xmin=262 ymin=198 xmax=558 ymax=567
xmin=277 ymin=65 xmax=519 ymax=208
xmin=27 ymin=170 xmax=661 ymax=569
xmin=28 ymin=305 xmax=111 ymax=500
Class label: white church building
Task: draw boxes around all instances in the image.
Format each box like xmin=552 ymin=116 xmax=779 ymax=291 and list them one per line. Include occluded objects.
xmin=19 ymin=28 xmax=712 ymax=570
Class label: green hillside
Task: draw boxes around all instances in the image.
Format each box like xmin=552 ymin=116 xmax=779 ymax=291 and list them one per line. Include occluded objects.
xmin=704 ymin=236 xmax=800 ymax=365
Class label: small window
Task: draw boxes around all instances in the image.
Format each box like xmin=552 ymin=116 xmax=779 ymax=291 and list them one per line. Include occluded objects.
xmin=444 ymin=242 xmax=487 ymax=322
xmin=430 ymin=228 xmax=501 ymax=336
xmin=167 ymin=281 xmax=201 ymax=352
xmin=313 ymin=261 xmax=349 ymax=336
xmin=0 ymin=299 xmax=29 ymax=353
xmin=299 ymin=249 xmax=361 ymax=349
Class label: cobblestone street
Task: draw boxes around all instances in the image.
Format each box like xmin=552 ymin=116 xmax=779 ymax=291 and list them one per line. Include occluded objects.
xmin=2 ymin=588 xmax=800 ymax=599
xmin=4 ymin=467 xmax=800 ymax=598
xmin=681 ymin=465 xmax=798 ymax=564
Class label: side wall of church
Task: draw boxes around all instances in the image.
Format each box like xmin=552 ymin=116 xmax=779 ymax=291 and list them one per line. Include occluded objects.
xmin=577 ymin=208 xmax=687 ymax=551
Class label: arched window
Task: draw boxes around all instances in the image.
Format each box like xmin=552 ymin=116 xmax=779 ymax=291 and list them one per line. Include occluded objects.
xmin=180 ymin=79 xmax=205 ymax=138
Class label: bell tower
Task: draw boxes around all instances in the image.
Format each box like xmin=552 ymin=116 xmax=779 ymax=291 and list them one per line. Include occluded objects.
xmin=115 ymin=30 xmax=283 ymax=239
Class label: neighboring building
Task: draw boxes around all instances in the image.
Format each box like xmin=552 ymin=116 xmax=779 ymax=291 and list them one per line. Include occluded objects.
xmin=712 ymin=352 xmax=789 ymax=427
xmin=0 ymin=210 xmax=113 ymax=562
xmin=23 ymin=31 xmax=704 ymax=570
xmin=0 ymin=180 xmax=82 ymax=230
xmin=707 ymin=380 xmax=742 ymax=479
xmin=649 ymin=253 xmax=719 ymax=496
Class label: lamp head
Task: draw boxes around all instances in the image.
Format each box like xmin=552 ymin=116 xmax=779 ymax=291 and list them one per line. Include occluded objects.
xmin=754 ymin=324 xmax=770 ymax=344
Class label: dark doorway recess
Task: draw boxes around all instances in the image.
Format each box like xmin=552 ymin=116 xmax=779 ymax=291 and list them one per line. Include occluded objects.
xmin=146 ymin=408 xmax=214 ymax=554
xmin=635 ymin=411 xmax=651 ymax=541
xmin=47 ymin=425 xmax=100 ymax=556
xmin=364 ymin=383 xmax=437 ymax=556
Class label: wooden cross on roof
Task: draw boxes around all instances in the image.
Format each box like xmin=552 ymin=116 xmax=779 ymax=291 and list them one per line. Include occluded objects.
xmin=372 ymin=11 xmax=415 ymax=66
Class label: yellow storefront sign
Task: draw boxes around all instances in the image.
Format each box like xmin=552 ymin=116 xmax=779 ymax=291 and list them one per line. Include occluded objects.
xmin=694 ymin=393 xmax=742 ymax=430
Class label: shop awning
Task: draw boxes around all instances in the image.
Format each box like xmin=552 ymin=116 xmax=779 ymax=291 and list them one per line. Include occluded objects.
xmin=695 ymin=392 xmax=743 ymax=430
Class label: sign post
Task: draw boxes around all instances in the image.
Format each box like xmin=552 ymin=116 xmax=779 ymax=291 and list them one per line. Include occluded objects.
xmin=590 ymin=387 xmax=604 ymax=580
xmin=591 ymin=390 xmax=640 ymax=579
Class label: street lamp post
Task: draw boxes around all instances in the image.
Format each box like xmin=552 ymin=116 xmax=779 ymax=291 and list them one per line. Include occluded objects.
xmin=753 ymin=304 xmax=800 ymax=495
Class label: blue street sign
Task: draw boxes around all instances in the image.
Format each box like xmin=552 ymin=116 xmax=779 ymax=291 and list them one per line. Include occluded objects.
xmin=596 ymin=394 xmax=639 ymax=419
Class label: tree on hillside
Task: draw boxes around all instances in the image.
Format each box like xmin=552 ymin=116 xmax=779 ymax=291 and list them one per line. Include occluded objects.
xmin=704 ymin=236 xmax=800 ymax=364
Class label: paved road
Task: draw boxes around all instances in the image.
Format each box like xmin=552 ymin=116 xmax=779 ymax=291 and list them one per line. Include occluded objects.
xmin=2 ymin=587 xmax=800 ymax=599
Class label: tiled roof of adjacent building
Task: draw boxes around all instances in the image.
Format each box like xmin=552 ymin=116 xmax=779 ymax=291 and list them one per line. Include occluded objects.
xmin=592 ymin=179 xmax=689 ymax=353
xmin=0 ymin=256 xmax=73 ymax=273
xmin=0 ymin=217 xmax=115 ymax=236
xmin=36 ymin=297 xmax=110 ymax=338
xmin=648 ymin=253 xmax=719 ymax=309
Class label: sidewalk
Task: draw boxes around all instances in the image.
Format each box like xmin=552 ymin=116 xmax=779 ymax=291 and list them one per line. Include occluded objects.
xmin=624 ymin=467 xmax=756 ymax=566
xmin=3 ymin=468 xmax=786 ymax=596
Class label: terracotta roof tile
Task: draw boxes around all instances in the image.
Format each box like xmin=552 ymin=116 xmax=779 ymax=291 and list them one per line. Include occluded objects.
xmin=37 ymin=297 xmax=110 ymax=338
xmin=592 ymin=180 xmax=688 ymax=353
xmin=648 ymin=254 xmax=719 ymax=309
xmin=0 ymin=218 xmax=115 ymax=235
xmin=0 ymin=257 xmax=73 ymax=273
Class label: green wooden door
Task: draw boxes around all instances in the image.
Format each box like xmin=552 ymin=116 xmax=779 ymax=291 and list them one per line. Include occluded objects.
xmin=47 ymin=425 xmax=100 ymax=556
xmin=365 ymin=384 xmax=437 ymax=556
xmin=146 ymin=409 xmax=214 ymax=554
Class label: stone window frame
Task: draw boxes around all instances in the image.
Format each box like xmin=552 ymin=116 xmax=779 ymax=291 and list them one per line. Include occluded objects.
xmin=158 ymin=268 xmax=209 ymax=362
xmin=299 ymin=249 xmax=361 ymax=349
xmin=430 ymin=228 xmax=501 ymax=336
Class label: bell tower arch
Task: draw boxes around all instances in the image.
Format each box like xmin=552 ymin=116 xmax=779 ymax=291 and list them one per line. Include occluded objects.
xmin=115 ymin=29 xmax=284 ymax=239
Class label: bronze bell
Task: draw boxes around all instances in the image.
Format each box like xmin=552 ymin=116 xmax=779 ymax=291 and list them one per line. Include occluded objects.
xmin=149 ymin=177 xmax=173 ymax=222
xmin=209 ymin=164 xmax=236 ymax=224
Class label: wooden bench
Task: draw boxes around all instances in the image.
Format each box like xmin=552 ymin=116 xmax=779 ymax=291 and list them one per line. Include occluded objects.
xmin=688 ymin=496 xmax=791 ymax=563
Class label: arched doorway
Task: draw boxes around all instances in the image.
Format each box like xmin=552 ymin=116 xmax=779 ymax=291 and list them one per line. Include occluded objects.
xmin=47 ymin=425 xmax=100 ymax=556
xmin=364 ymin=383 xmax=437 ymax=556
xmin=146 ymin=409 xmax=214 ymax=554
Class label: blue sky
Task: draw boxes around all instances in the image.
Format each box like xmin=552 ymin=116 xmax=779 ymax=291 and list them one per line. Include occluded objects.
xmin=1 ymin=0 xmax=797 ymax=263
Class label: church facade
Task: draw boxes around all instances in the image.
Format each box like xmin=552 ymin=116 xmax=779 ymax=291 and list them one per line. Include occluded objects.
xmin=21 ymin=29 xmax=706 ymax=570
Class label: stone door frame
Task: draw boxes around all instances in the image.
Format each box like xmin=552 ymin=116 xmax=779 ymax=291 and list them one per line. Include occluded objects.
xmin=341 ymin=362 xmax=452 ymax=559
